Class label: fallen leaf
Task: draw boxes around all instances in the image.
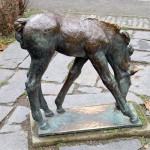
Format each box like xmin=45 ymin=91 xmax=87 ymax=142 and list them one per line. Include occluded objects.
xmin=145 ymin=101 xmax=150 ymax=111
xmin=144 ymin=144 xmax=149 ymax=149
xmin=0 ymin=48 xmax=4 ymax=51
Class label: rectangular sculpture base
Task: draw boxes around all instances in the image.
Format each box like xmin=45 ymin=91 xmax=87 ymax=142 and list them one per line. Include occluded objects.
xmin=31 ymin=103 xmax=150 ymax=147
xmin=38 ymin=103 xmax=142 ymax=136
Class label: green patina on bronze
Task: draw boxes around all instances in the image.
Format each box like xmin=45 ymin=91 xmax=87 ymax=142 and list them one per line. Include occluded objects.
xmin=38 ymin=103 xmax=142 ymax=137
xmin=30 ymin=102 xmax=149 ymax=147
xmin=15 ymin=13 xmax=139 ymax=130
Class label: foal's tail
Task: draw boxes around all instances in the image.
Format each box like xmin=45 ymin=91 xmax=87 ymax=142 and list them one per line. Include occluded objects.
xmin=14 ymin=18 xmax=28 ymax=49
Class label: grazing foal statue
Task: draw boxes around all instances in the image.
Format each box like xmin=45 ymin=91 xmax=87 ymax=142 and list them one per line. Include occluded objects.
xmin=15 ymin=13 xmax=138 ymax=130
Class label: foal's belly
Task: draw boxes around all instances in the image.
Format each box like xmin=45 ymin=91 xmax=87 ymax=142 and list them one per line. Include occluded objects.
xmin=56 ymin=42 xmax=87 ymax=58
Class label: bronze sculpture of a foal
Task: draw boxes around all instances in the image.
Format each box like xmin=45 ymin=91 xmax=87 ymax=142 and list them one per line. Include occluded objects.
xmin=15 ymin=13 xmax=138 ymax=130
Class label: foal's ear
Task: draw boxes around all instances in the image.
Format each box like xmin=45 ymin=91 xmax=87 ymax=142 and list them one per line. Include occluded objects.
xmin=121 ymin=31 xmax=130 ymax=45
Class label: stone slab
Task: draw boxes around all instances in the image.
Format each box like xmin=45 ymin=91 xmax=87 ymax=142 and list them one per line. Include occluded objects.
xmin=44 ymin=92 xmax=143 ymax=110
xmin=0 ymin=41 xmax=28 ymax=69
xmin=130 ymin=65 xmax=150 ymax=96
xmin=0 ymin=131 xmax=28 ymax=150
xmin=7 ymin=106 xmax=30 ymax=124
xmin=41 ymin=83 xmax=74 ymax=95
xmin=18 ymin=55 xmax=31 ymax=69
xmin=0 ymin=124 xmax=21 ymax=133
xmin=130 ymin=39 xmax=150 ymax=51
xmin=42 ymin=53 xmax=74 ymax=83
xmin=133 ymin=31 xmax=150 ymax=40
xmin=60 ymin=139 xmax=142 ymax=150
xmin=96 ymin=79 xmax=107 ymax=89
xmin=0 ymin=69 xmax=14 ymax=83
xmin=0 ymin=106 xmax=13 ymax=123
xmin=0 ymin=70 xmax=27 ymax=104
xmin=77 ymin=87 xmax=102 ymax=94
xmin=38 ymin=103 xmax=142 ymax=136
xmin=30 ymin=103 xmax=149 ymax=147
xmin=0 ymin=106 xmax=29 ymax=133
xmin=131 ymin=51 xmax=150 ymax=63
xmin=75 ymin=61 xmax=98 ymax=86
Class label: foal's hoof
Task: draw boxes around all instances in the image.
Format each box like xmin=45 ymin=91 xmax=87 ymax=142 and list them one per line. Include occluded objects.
xmin=57 ymin=108 xmax=65 ymax=114
xmin=45 ymin=111 xmax=54 ymax=117
xmin=115 ymin=103 xmax=120 ymax=110
xmin=40 ymin=121 xmax=50 ymax=130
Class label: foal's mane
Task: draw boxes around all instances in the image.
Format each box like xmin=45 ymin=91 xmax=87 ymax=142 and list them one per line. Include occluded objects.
xmin=84 ymin=17 xmax=121 ymax=33
xmin=100 ymin=21 xmax=121 ymax=33
xmin=100 ymin=21 xmax=130 ymax=44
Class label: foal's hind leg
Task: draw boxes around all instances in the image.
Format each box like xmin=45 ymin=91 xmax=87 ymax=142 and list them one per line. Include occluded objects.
xmin=87 ymin=51 xmax=138 ymax=123
xmin=38 ymin=85 xmax=54 ymax=117
xmin=55 ymin=57 xmax=88 ymax=113
xmin=27 ymin=59 xmax=54 ymax=117
xmin=26 ymin=52 xmax=54 ymax=130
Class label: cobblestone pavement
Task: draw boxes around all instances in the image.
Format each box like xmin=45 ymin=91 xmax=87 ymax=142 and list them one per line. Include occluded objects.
xmin=67 ymin=14 xmax=150 ymax=30
xmin=0 ymin=26 xmax=150 ymax=149
xmin=28 ymin=0 xmax=150 ymax=30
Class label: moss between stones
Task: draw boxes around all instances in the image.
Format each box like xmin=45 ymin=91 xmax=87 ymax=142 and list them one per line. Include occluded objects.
xmin=121 ymin=27 xmax=129 ymax=30
xmin=139 ymin=95 xmax=149 ymax=103
xmin=21 ymin=92 xmax=27 ymax=96
xmin=0 ymin=81 xmax=9 ymax=86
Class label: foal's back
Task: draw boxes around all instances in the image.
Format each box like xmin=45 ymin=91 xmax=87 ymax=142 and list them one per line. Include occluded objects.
xmin=23 ymin=13 xmax=110 ymax=57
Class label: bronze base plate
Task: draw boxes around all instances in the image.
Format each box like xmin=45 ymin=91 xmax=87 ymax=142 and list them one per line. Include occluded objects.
xmin=37 ymin=103 xmax=142 ymax=136
xmin=30 ymin=103 xmax=150 ymax=147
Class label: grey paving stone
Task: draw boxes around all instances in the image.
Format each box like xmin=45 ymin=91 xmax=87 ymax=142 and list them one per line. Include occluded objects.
xmin=42 ymin=53 xmax=74 ymax=83
xmin=130 ymin=39 xmax=150 ymax=51
xmin=0 ymin=70 xmax=27 ymax=104
xmin=127 ymin=92 xmax=144 ymax=104
xmin=105 ymin=16 xmax=112 ymax=22
xmin=7 ymin=106 xmax=30 ymax=124
xmin=45 ymin=92 xmax=143 ymax=109
xmin=131 ymin=51 xmax=150 ymax=63
xmin=77 ymin=87 xmax=102 ymax=94
xmin=121 ymin=18 xmax=128 ymax=27
xmin=133 ymin=31 xmax=150 ymax=40
xmin=41 ymin=83 xmax=74 ymax=95
xmin=75 ymin=61 xmax=98 ymax=86
xmin=0 ymin=124 xmax=21 ymax=133
xmin=0 ymin=131 xmax=28 ymax=150
xmin=96 ymin=79 xmax=107 ymax=89
xmin=0 ymin=69 xmax=14 ymax=83
xmin=0 ymin=41 xmax=28 ymax=69
xmin=0 ymin=106 xmax=13 ymax=123
xmin=116 ymin=17 xmax=122 ymax=25
xmin=59 ymin=139 xmax=142 ymax=150
xmin=45 ymin=93 xmax=115 ymax=109
xmin=18 ymin=55 xmax=31 ymax=69
xmin=130 ymin=65 xmax=150 ymax=96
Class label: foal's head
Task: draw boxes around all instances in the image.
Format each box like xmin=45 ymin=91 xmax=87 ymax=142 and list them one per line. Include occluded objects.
xmin=105 ymin=25 xmax=136 ymax=98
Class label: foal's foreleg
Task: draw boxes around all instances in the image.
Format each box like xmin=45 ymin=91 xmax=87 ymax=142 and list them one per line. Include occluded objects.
xmin=88 ymin=51 xmax=138 ymax=123
xmin=55 ymin=57 xmax=88 ymax=113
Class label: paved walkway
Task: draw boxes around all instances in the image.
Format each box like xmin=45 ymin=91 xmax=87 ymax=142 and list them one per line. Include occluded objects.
xmin=69 ymin=14 xmax=150 ymax=30
xmin=28 ymin=0 xmax=150 ymax=17
xmin=28 ymin=0 xmax=150 ymax=30
xmin=0 ymin=23 xmax=150 ymax=149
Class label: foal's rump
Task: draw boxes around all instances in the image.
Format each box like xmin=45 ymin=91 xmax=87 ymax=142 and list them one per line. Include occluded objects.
xmin=15 ymin=13 xmax=59 ymax=52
